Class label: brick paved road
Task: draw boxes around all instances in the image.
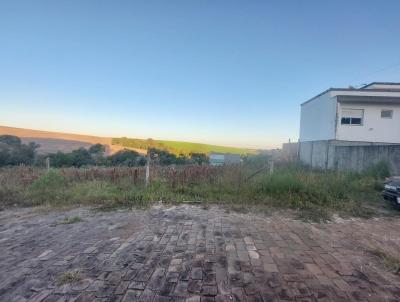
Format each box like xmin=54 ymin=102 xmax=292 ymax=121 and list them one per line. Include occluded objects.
xmin=0 ymin=205 xmax=400 ymax=301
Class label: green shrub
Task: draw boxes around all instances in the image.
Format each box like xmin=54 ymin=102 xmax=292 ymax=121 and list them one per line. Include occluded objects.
xmin=364 ymin=161 xmax=391 ymax=179
xmin=69 ymin=180 xmax=122 ymax=204
xmin=27 ymin=170 xmax=68 ymax=205
xmin=68 ymin=180 xmax=162 ymax=207
xmin=59 ymin=216 xmax=83 ymax=224
xmin=0 ymin=185 xmax=26 ymax=207
xmin=296 ymin=206 xmax=331 ymax=223
xmin=0 ymin=163 xmax=388 ymax=218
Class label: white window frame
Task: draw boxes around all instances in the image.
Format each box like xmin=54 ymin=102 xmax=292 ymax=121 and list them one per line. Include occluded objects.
xmin=381 ymin=109 xmax=393 ymax=119
xmin=340 ymin=108 xmax=364 ymax=126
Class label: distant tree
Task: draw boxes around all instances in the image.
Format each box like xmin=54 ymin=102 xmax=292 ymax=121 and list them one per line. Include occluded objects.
xmin=48 ymin=148 xmax=95 ymax=167
xmin=0 ymin=143 xmax=10 ymax=166
xmin=149 ymin=148 xmax=190 ymax=165
xmin=0 ymin=135 xmax=21 ymax=146
xmin=88 ymin=143 xmax=105 ymax=155
xmin=48 ymin=151 xmax=72 ymax=167
xmin=107 ymin=150 xmax=145 ymax=167
xmin=88 ymin=144 xmax=106 ymax=165
xmin=0 ymin=135 xmax=39 ymax=166
xmin=137 ymin=156 xmax=147 ymax=166
xmin=189 ymin=153 xmax=209 ymax=165
xmin=70 ymin=148 xmax=95 ymax=167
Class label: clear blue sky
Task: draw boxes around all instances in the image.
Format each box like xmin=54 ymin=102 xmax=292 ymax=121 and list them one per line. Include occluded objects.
xmin=1 ymin=1 xmax=399 ymax=148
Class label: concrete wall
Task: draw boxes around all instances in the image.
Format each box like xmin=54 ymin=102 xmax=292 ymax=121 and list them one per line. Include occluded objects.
xmin=299 ymin=92 xmax=337 ymax=142
xmin=334 ymin=144 xmax=400 ymax=174
xmin=336 ymin=102 xmax=400 ymax=143
xmin=282 ymin=142 xmax=298 ymax=161
xmin=299 ymin=140 xmax=400 ymax=175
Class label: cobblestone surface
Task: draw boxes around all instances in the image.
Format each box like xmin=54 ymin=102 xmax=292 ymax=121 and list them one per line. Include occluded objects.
xmin=1 ymin=205 xmax=400 ymax=301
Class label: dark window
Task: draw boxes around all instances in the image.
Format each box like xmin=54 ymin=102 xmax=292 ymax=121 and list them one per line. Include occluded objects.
xmin=381 ymin=109 xmax=393 ymax=119
xmin=341 ymin=118 xmax=350 ymax=124
xmin=341 ymin=109 xmax=363 ymax=126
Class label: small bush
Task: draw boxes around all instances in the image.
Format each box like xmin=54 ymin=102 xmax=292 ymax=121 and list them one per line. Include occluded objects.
xmin=369 ymin=248 xmax=400 ymax=275
xmin=364 ymin=161 xmax=391 ymax=179
xmin=56 ymin=270 xmax=81 ymax=285
xmin=59 ymin=216 xmax=82 ymax=224
xmin=69 ymin=180 xmax=122 ymax=204
xmin=295 ymin=206 xmax=331 ymax=223
xmin=0 ymin=185 xmax=26 ymax=207
xmin=27 ymin=170 xmax=68 ymax=205
xmin=69 ymin=181 xmax=143 ymax=208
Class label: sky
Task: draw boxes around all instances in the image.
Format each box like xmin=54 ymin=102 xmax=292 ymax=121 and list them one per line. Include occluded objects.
xmin=0 ymin=0 xmax=400 ymax=149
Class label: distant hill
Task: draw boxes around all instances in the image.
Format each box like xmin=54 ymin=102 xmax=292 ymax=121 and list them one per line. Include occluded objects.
xmin=0 ymin=126 xmax=146 ymax=155
xmin=0 ymin=125 xmax=258 ymax=156
xmin=158 ymin=140 xmax=257 ymax=155
xmin=112 ymin=137 xmax=258 ymax=155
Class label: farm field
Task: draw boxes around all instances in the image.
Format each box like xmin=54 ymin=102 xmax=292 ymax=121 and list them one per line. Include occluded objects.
xmin=113 ymin=137 xmax=258 ymax=156
xmin=0 ymin=125 xmax=256 ymax=156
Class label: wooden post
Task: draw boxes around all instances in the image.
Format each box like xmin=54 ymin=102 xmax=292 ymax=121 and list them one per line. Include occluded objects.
xmin=145 ymin=152 xmax=150 ymax=187
xmin=46 ymin=157 xmax=50 ymax=171
xmin=269 ymin=160 xmax=274 ymax=174
xmin=236 ymin=159 xmax=243 ymax=196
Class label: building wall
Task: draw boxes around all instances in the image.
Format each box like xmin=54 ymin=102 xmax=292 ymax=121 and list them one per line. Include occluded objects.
xmin=209 ymin=154 xmax=224 ymax=166
xmin=331 ymin=90 xmax=400 ymax=98
xmin=299 ymin=92 xmax=337 ymax=142
xmin=299 ymin=140 xmax=400 ymax=174
xmin=209 ymin=153 xmax=241 ymax=165
xmin=224 ymin=154 xmax=241 ymax=164
xmin=300 ymin=88 xmax=400 ymax=143
xmin=334 ymin=144 xmax=400 ymax=174
xmin=282 ymin=142 xmax=298 ymax=161
xmin=336 ymin=102 xmax=400 ymax=143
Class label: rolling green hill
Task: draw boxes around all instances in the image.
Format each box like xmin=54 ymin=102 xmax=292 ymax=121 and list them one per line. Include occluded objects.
xmin=0 ymin=126 xmax=258 ymax=156
xmin=112 ymin=137 xmax=258 ymax=155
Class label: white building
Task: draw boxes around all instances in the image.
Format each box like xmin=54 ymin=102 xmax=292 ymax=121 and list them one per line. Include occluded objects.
xmin=298 ymin=82 xmax=400 ymax=172
xmin=300 ymin=82 xmax=400 ymax=144
xmin=209 ymin=153 xmax=241 ymax=166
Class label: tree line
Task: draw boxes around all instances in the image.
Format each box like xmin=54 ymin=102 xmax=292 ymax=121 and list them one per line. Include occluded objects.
xmin=112 ymin=137 xmax=182 ymax=155
xmin=0 ymin=135 xmax=209 ymax=167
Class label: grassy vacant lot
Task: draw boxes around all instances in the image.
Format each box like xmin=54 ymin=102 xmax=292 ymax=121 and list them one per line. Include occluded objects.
xmin=0 ymin=162 xmax=391 ymax=221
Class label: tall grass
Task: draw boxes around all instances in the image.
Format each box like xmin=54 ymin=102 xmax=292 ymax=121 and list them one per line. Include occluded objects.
xmin=0 ymin=162 xmax=387 ymax=216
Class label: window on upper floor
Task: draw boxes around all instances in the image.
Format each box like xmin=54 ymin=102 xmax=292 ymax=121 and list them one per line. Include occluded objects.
xmin=381 ymin=109 xmax=393 ymax=119
xmin=341 ymin=108 xmax=363 ymax=125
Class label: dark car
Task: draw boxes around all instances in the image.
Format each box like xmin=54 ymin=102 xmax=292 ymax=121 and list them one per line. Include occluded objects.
xmin=383 ymin=177 xmax=400 ymax=208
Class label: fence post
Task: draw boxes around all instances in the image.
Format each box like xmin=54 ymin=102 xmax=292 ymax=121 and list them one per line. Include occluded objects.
xmin=236 ymin=159 xmax=243 ymax=196
xmin=145 ymin=152 xmax=150 ymax=187
xmin=269 ymin=160 xmax=274 ymax=174
xmin=46 ymin=157 xmax=50 ymax=171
